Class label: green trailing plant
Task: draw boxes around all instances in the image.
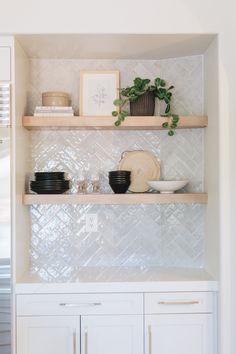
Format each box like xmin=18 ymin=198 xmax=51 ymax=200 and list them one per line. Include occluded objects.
xmin=112 ymin=77 xmax=179 ymax=136
xmin=161 ymin=113 xmax=180 ymax=136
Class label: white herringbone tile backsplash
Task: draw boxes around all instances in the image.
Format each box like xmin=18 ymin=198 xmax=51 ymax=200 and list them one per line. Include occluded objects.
xmin=28 ymin=56 xmax=205 ymax=282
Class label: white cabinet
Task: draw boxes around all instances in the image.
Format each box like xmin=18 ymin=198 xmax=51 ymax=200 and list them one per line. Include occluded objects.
xmin=17 ymin=316 xmax=80 ymax=354
xmin=17 ymin=315 xmax=143 ymax=354
xmin=81 ymin=315 xmax=143 ymax=354
xmin=145 ymin=314 xmax=213 ymax=354
xmin=16 ymin=291 xmax=216 ymax=354
xmin=144 ymin=292 xmax=215 ymax=354
xmin=0 ymin=47 xmax=11 ymax=81
xmin=16 ymin=293 xmax=143 ymax=354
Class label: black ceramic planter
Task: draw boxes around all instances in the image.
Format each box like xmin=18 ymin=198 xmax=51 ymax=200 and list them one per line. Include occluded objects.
xmin=130 ymin=91 xmax=155 ymax=116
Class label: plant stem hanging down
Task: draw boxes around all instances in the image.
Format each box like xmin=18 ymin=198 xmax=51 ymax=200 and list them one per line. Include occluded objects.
xmin=161 ymin=114 xmax=180 ymax=136
xmin=112 ymin=77 xmax=179 ymax=136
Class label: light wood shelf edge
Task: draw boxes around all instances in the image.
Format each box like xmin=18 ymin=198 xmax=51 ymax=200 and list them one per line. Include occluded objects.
xmin=23 ymin=115 xmax=208 ymax=130
xmin=23 ymin=193 xmax=208 ymax=205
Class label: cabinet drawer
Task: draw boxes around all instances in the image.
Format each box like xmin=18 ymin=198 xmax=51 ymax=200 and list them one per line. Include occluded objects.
xmin=145 ymin=292 xmax=213 ymax=314
xmin=17 ymin=293 xmax=143 ymax=316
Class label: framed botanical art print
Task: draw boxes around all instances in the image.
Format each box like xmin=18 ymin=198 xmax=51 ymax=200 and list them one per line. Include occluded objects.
xmin=80 ymin=70 xmax=119 ymax=116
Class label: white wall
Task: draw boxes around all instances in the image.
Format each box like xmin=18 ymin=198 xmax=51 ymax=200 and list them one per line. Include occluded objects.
xmin=0 ymin=1 xmax=235 ymax=353
xmin=204 ymin=37 xmax=219 ymax=279
xmin=14 ymin=40 xmax=31 ymax=282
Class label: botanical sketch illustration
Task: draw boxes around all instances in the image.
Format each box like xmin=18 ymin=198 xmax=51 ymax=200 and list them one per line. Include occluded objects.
xmin=90 ymin=85 xmax=108 ymax=109
xmin=80 ymin=71 xmax=119 ymax=116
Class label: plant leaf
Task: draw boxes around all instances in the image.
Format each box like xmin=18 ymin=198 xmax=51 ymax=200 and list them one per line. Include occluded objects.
xmin=129 ymin=96 xmax=138 ymax=102
xmin=155 ymin=92 xmax=165 ymax=99
xmin=165 ymin=103 xmax=170 ymax=113
xmin=172 ymin=114 xmax=179 ymax=121
xmin=149 ymin=85 xmax=156 ymax=91
xmin=113 ymin=99 xmax=123 ymax=106
xmin=133 ymin=77 xmax=142 ymax=87
xmin=172 ymin=118 xmax=179 ymax=124
xmin=154 ymin=77 xmax=161 ymax=86
xmin=162 ymin=122 xmax=169 ymax=129
xmin=160 ymin=79 xmax=166 ymax=87
xmin=120 ymin=111 xmax=129 ymax=121
xmin=115 ymin=120 xmax=121 ymax=126
xmin=170 ymin=123 xmax=177 ymax=129
xmin=168 ymin=130 xmax=174 ymax=136
xmin=112 ymin=111 xmax=118 ymax=116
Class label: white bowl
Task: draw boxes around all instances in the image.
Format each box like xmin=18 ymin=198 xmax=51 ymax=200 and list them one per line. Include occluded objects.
xmin=147 ymin=180 xmax=189 ymax=194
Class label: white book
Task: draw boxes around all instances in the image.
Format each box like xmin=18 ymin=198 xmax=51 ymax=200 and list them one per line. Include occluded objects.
xmin=35 ymin=111 xmax=74 ymax=114
xmin=35 ymin=109 xmax=74 ymax=114
xmin=35 ymin=110 xmax=73 ymax=113
xmin=34 ymin=113 xmax=74 ymax=117
xmin=35 ymin=106 xmax=73 ymax=111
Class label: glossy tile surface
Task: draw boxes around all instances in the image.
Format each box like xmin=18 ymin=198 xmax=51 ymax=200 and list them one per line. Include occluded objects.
xmin=28 ymin=55 xmax=205 ymax=281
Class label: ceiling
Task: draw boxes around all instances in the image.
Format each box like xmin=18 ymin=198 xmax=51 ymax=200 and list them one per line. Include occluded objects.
xmin=16 ymin=34 xmax=216 ymax=60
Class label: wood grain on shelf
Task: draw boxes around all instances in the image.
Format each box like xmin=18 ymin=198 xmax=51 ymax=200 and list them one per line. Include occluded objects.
xmin=23 ymin=193 xmax=208 ymax=205
xmin=23 ymin=115 xmax=208 ymax=130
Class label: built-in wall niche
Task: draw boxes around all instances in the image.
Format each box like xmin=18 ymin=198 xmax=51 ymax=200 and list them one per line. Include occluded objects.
xmin=14 ymin=34 xmax=219 ymax=283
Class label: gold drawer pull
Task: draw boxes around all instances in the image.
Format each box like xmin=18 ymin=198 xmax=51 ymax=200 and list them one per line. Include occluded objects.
xmin=73 ymin=331 xmax=77 ymax=354
xmin=85 ymin=328 xmax=88 ymax=354
xmin=59 ymin=302 xmax=102 ymax=307
xmin=148 ymin=325 xmax=152 ymax=354
xmin=158 ymin=300 xmax=199 ymax=305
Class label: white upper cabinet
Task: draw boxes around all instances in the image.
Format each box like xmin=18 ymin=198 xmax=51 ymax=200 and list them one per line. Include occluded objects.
xmin=0 ymin=47 xmax=11 ymax=81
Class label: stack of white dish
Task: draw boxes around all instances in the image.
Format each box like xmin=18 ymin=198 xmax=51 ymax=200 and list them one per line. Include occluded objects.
xmin=34 ymin=106 xmax=74 ymax=117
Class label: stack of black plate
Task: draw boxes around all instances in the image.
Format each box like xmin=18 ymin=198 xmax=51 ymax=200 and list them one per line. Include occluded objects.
xmin=30 ymin=172 xmax=70 ymax=194
xmin=109 ymin=170 xmax=131 ymax=193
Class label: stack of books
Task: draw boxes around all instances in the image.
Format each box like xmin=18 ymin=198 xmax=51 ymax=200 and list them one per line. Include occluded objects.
xmin=34 ymin=106 xmax=74 ymax=117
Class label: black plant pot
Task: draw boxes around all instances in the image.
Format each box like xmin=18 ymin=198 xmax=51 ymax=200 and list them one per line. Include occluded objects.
xmin=130 ymin=91 xmax=155 ymax=116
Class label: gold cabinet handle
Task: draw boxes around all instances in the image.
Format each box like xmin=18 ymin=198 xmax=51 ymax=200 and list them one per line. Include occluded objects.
xmin=148 ymin=325 xmax=152 ymax=354
xmin=158 ymin=300 xmax=199 ymax=305
xmin=73 ymin=331 xmax=77 ymax=354
xmin=85 ymin=328 xmax=88 ymax=354
xmin=59 ymin=302 xmax=101 ymax=307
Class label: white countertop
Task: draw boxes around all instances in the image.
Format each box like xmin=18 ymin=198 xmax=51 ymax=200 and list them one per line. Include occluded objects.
xmin=15 ymin=267 xmax=218 ymax=294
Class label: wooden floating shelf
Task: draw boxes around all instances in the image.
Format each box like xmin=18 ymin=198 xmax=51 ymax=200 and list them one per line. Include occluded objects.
xmin=23 ymin=193 xmax=208 ymax=205
xmin=23 ymin=115 xmax=208 ymax=130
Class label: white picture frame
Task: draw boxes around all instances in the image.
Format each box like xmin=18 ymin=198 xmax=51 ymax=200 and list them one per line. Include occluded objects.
xmin=80 ymin=70 xmax=119 ymax=116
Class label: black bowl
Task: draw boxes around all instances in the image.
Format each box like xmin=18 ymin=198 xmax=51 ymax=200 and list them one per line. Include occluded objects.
xmin=35 ymin=172 xmax=66 ymax=180
xmin=109 ymin=175 xmax=130 ymax=178
xmin=109 ymin=179 xmax=130 ymax=184
xmin=109 ymin=170 xmax=131 ymax=175
xmin=109 ymin=181 xmax=130 ymax=194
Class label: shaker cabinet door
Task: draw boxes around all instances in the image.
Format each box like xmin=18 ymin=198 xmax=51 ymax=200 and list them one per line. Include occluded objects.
xmin=81 ymin=315 xmax=143 ymax=354
xmin=145 ymin=314 xmax=213 ymax=354
xmin=0 ymin=48 xmax=11 ymax=81
xmin=17 ymin=316 xmax=80 ymax=354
